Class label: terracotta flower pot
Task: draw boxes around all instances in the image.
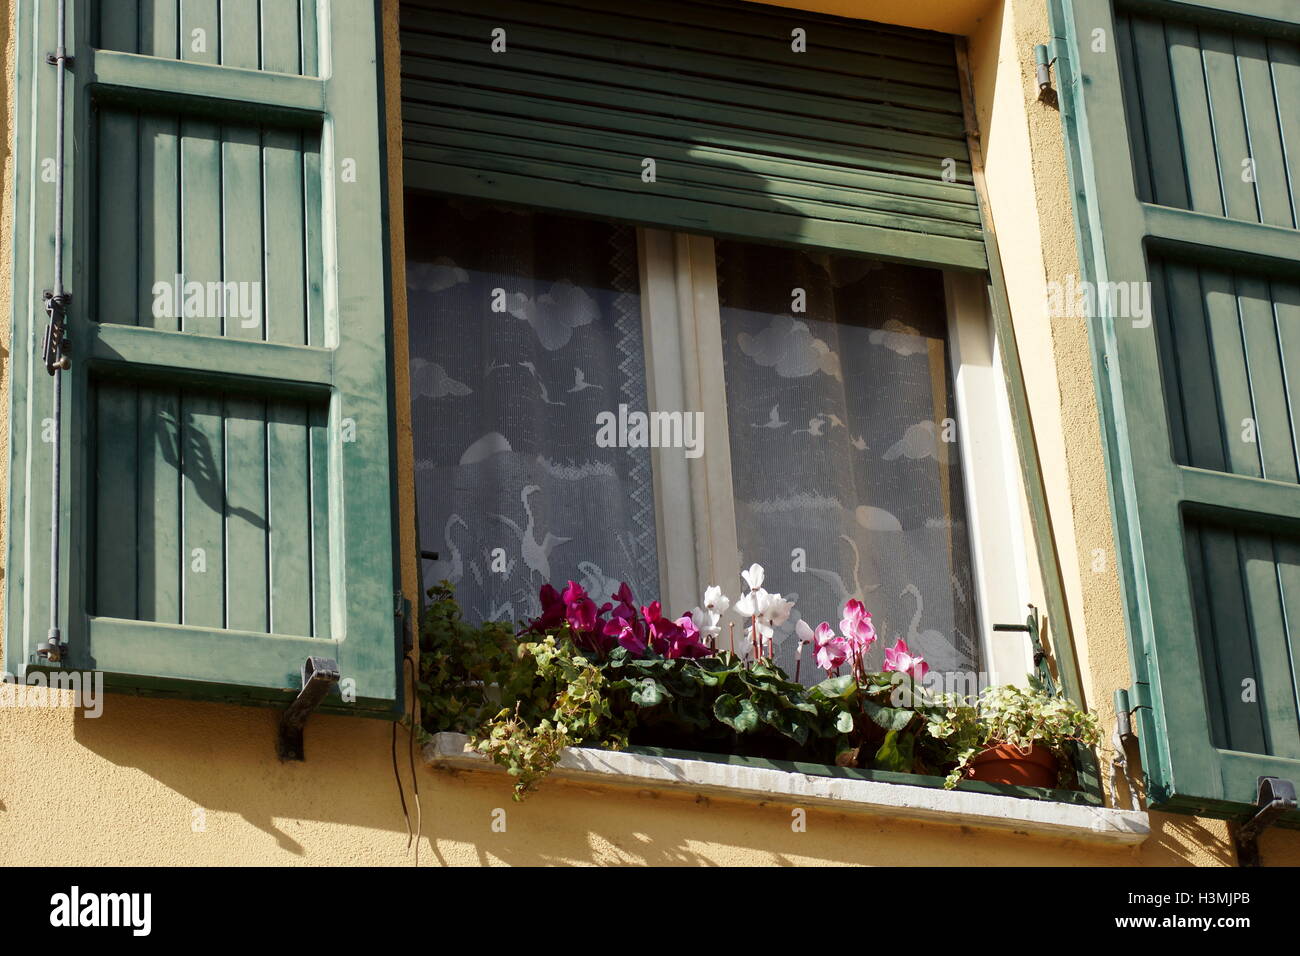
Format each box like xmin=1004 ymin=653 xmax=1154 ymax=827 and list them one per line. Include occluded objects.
xmin=965 ymin=742 xmax=1059 ymax=788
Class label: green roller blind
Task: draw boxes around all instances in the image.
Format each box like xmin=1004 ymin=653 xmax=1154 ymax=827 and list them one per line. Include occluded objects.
xmin=399 ymin=0 xmax=986 ymax=271
xmin=4 ymin=0 xmax=400 ymax=714
xmin=1053 ymin=0 xmax=1300 ymax=821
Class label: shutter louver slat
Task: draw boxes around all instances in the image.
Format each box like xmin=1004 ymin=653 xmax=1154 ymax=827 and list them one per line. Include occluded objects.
xmin=399 ymin=0 xmax=986 ymax=271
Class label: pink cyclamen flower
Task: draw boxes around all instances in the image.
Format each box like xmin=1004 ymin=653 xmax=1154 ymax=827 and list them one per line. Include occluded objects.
xmin=839 ymin=599 xmax=877 ymax=652
xmin=811 ymin=622 xmax=848 ymax=673
xmin=669 ymin=612 xmax=712 ymax=659
xmin=882 ymin=638 xmax=928 ymax=680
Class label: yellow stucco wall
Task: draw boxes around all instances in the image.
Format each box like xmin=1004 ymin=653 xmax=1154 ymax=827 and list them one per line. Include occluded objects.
xmin=0 ymin=0 xmax=1296 ymax=866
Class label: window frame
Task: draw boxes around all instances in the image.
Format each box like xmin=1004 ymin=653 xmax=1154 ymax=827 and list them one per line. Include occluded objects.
xmin=636 ymin=228 xmax=1036 ymax=685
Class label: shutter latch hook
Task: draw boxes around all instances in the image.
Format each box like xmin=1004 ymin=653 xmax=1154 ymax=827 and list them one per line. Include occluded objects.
xmin=41 ymin=290 xmax=72 ymax=375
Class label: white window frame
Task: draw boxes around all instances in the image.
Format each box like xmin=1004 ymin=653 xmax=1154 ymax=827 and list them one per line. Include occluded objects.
xmin=638 ymin=228 xmax=1035 ymax=685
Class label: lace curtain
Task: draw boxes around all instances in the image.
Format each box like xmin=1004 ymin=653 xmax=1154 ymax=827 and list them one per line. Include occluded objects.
xmin=717 ymin=239 xmax=981 ymax=680
xmin=406 ymin=195 xmax=659 ymax=621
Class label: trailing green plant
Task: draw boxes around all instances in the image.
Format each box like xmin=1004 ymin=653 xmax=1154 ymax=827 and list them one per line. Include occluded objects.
xmin=470 ymin=636 xmax=629 ymax=799
xmin=416 ymin=583 xmax=524 ymax=736
xmin=926 ymin=678 xmax=1102 ymax=789
xmin=417 ymin=584 xmax=628 ymax=799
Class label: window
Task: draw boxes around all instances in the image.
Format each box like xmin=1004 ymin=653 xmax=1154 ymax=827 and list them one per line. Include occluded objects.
xmin=407 ymin=194 xmax=1034 ymax=687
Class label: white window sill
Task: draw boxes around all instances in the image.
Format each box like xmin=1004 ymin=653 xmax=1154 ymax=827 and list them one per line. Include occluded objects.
xmin=423 ymin=732 xmax=1149 ymax=846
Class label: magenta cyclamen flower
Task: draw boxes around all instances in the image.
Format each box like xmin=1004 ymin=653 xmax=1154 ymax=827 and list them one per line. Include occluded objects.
xmin=531 ymin=580 xmax=713 ymax=661
xmin=533 ymin=583 xmax=566 ymax=632
xmin=811 ymin=622 xmax=848 ymax=673
xmin=615 ymin=623 xmax=647 ymax=657
xmin=640 ymin=602 xmax=711 ymax=660
xmin=882 ymin=638 xmax=929 ymax=680
xmin=562 ymin=580 xmax=598 ymax=632
xmin=603 ymin=583 xmax=645 ymax=649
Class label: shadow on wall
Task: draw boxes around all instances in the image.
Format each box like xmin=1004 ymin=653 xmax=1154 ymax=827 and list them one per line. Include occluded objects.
xmin=70 ymin=697 xmax=403 ymax=858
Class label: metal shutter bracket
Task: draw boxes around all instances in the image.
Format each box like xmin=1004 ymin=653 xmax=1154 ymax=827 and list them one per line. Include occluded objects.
xmin=1234 ymin=777 xmax=1296 ymax=867
xmin=277 ymin=657 xmax=341 ymax=761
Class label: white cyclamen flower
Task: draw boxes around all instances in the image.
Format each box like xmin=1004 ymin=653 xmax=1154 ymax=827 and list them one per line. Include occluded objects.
xmin=693 ymin=605 xmax=723 ymax=638
xmin=702 ymin=585 xmax=731 ymax=616
xmin=734 ymin=586 xmax=768 ymax=619
xmin=741 ymin=563 xmax=765 ymax=592
xmin=757 ymin=592 xmax=794 ymax=632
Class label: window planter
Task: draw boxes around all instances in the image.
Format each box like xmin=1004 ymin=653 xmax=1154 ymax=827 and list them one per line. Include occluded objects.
xmin=423 ymin=732 xmax=1149 ymax=846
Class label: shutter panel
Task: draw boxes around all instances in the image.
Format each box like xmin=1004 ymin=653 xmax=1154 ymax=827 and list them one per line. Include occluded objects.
xmin=4 ymin=1 xmax=400 ymax=715
xmin=399 ymin=0 xmax=986 ymax=271
xmin=1053 ymin=0 xmax=1300 ymax=819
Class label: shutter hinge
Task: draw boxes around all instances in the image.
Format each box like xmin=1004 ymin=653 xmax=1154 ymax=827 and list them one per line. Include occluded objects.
xmin=1113 ymin=688 xmax=1138 ymax=743
xmin=1127 ymin=680 xmax=1152 ymax=715
xmin=395 ymin=590 xmax=413 ymax=654
xmin=1033 ymin=44 xmax=1058 ymax=107
xmin=1234 ymin=777 xmax=1297 ymax=867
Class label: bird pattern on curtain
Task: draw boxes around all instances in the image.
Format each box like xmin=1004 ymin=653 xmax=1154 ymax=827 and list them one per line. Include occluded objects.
xmin=406 ymin=195 xmax=659 ymax=623
xmin=716 ymin=239 xmax=980 ymax=681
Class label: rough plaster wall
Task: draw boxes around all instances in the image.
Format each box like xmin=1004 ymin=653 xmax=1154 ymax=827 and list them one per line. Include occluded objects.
xmin=0 ymin=682 xmax=1158 ymax=866
xmin=0 ymin=0 xmax=1294 ymax=866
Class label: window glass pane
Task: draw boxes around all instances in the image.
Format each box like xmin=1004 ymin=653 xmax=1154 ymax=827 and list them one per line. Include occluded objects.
xmin=406 ymin=195 xmax=659 ymax=621
xmin=717 ymin=239 xmax=980 ymax=681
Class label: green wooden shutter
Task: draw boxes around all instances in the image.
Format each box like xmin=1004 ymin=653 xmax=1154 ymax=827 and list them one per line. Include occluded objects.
xmin=1052 ymin=0 xmax=1300 ymax=820
xmin=4 ymin=1 xmax=400 ymax=715
xmin=399 ymin=0 xmax=986 ymax=271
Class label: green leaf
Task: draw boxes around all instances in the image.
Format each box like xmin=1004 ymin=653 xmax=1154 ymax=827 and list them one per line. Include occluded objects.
xmin=782 ymin=714 xmax=812 ymax=746
xmin=630 ymin=678 xmax=664 ymax=708
xmin=713 ymin=694 xmax=759 ymax=733
xmin=835 ymin=709 xmax=856 ymax=734
xmin=873 ymin=730 xmax=915 ymax=773
xmin=862 ymin=698 xmax=914 ymax=732
xmin=813 ymin=675 xmax=858 ymax=700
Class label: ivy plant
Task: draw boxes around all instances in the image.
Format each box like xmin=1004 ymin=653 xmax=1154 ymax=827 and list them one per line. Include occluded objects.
xmin=926 ymin=678 xmax=1102 ymax=789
